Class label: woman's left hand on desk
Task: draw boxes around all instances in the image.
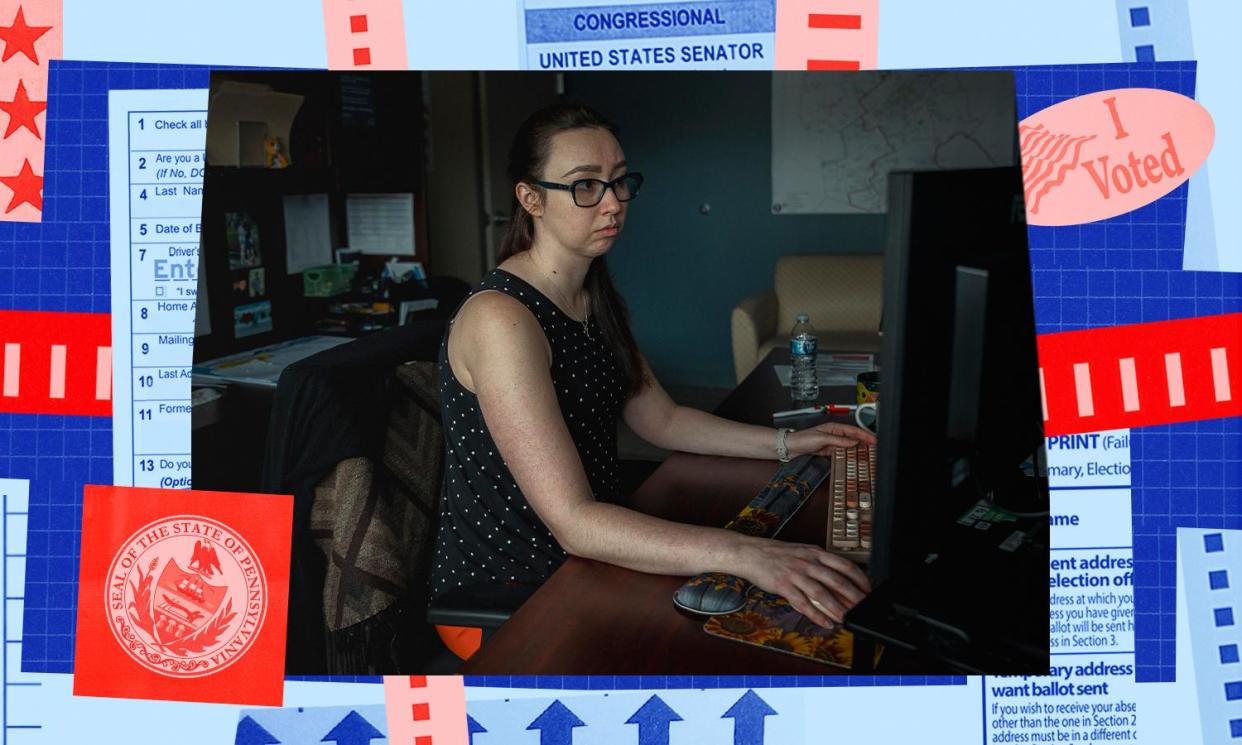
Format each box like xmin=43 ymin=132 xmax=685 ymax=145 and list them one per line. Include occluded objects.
xmin=788 ymin=422 xmax=877 ymax=457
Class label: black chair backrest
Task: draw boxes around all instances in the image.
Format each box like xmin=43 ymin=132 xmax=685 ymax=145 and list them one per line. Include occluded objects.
xmin=262 ymin=320 xmax=448 ymax=673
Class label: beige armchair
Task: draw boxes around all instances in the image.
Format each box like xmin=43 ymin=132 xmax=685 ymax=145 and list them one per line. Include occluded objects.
xmin=731 ymin=254 xmax=884 ymax=383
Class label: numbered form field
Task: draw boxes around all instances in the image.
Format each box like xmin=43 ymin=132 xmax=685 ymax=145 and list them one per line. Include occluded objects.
xmin=108 ymin=90 xmax=208 ymax=488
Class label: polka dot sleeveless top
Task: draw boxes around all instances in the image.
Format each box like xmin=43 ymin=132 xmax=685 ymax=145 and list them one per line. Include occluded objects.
xmin=430 ymin=268 xmax=627 ymax=598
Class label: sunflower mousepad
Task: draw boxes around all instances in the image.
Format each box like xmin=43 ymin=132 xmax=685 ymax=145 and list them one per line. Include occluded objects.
xmin=703 ymin=590 xmax=877 ymax=669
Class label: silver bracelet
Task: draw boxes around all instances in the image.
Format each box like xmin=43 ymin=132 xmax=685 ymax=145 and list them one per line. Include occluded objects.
xmin=775 ymin=427 xmax=795 ymax=462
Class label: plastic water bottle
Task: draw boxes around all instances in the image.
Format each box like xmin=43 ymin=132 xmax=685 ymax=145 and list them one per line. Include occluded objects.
xmin=790 ymin=313 xmax=819 ymax=404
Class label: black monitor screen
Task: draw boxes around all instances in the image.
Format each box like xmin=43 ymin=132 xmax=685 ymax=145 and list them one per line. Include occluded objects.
xmin=871 ymin=166 xmax=1048 ymax=584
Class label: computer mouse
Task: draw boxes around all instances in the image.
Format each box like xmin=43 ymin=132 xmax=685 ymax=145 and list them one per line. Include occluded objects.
xmin=673 ymin=572 xmax=752 ymax=615
xmin=672 ymin=454 xmax=832 ymax=616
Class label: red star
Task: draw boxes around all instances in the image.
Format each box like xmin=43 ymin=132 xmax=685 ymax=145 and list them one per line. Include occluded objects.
xmin=0 ymin=159 xmax=42 ymax=213
xmin=0 ymin=7 xmax=52 ymax=64
xmin=0 ymin=81 xmax=46 ymax=139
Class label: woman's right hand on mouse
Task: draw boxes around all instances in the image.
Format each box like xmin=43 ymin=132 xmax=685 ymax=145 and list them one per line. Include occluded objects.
xmin=733 ymin=535 xmax=872 ymax=628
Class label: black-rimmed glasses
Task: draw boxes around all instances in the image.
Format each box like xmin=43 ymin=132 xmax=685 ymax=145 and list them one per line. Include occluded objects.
xmin=533 ymin=172 xmax=644 ymax=208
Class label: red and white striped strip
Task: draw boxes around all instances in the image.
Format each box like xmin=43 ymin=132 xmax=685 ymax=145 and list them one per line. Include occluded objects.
xmin=775 ymin=0 xmax=879 ymax=71
xmin=321 ymin=0 xmax=408 ymax=69
xmin=383 ymin=675 xmax=469 ymax=745
xmin=1037 ymin=313 xmax=1242 ymax=436
xmin=0 ymin=310 xmax=111 ymax=416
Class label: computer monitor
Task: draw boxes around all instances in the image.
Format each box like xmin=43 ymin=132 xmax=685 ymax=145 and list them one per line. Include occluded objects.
xmin=870 ymin=166 xmax=1048 ymax=585
xmin=845 ymin=166 xmax=1049 ymax=672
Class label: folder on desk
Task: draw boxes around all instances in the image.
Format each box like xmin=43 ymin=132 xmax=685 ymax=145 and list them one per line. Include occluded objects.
xmin=192 ymin=335 xmax=351 ymax=386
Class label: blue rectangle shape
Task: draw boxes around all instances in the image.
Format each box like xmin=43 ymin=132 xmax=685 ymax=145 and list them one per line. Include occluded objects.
xmin=1061 ymin=269 xmax=1088 ymax=296
xmin=1172 ymin=488 xmax=1198 ymax=516
xmin=1222 ymin=644 xmax=1240 ymax=664
xmin=639 ymin=675 xmax=666 ymax=689
xmin=11 ymin=61 xmax=215 ymax=675
xmin=1229 ymin=492 xmax=1242 ymax=519
xmin=1134 ymin=560 xmax=1159 ymax=585
xmin=1227 ymin=681 xmax=1242 ymax=701
xmin=1199 ymin=435 xmax=1225 ymax=460
xmin=1231 ymin=719 xmax=1242 ymax=738
xmin=1025 ymin=70 xmax=1051 ymax=94
xmin=1211 ymin=571 xmax=1231 ymax=590
xmin=1135 ymin=44 xmax=1156 ymax=62
xmin=525 ymin=0 xmax=774 ymax=44
xmin=1200 ymin=489 xmax=1225 ymax=517
xmin=1129 ymin=7 xmax=1151 ymax=26
xmin=1051 ymin=70 xmax=1077 ymax=97
xmin=1216 ymin=608 xmax=1235 ymax=627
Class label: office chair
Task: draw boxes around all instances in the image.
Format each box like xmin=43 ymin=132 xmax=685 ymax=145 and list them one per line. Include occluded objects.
xmin=263 ymin=318 xmax=531 ymax=674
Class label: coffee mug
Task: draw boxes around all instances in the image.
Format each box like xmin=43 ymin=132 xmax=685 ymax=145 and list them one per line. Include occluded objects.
xmin=855 ymin=402 xmax=878 ymax=434
xmin=856 ymin=371 xmax=880 ymax=405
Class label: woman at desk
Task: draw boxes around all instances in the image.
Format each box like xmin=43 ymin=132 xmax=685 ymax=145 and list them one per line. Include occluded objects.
xmin=431 ymin=102 xmax=875 ymax=658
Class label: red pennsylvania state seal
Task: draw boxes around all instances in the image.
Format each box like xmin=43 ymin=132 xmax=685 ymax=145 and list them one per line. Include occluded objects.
xmin=106 ymin=514 xmax=268 ymax=677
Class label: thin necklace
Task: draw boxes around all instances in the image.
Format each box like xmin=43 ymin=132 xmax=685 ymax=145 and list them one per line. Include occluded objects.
xmin=526 ymin=252 xmax=592 ymax=339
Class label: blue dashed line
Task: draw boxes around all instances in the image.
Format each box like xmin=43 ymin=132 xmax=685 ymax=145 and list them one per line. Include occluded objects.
xmin=1186 ymin=529 xmax=1242 ymax=740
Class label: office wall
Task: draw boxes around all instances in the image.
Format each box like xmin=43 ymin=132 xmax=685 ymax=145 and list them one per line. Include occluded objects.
xmin=196 ymin=71 xmax=426 ymax=362
xmin=565 ymin=72 xmax=887 ymax=390
xmin=426 ymin=73 xmax=485 ymax=284
xmin=425 ymin=72 xmax=560 ymax=284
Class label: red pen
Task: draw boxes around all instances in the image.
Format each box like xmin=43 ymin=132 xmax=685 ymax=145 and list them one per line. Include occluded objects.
xmin=821 ymin=404 xmax=857 ymax=415
xmin=772 ymin=403 xmax=858 ymax=419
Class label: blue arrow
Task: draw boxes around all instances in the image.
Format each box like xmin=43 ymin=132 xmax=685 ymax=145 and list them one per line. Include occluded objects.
xmin=722 ymin=690 xmax=778 ymax=745
xmin=320 ymin=710 xmax=384 ymax=745
xmin=625 ymin=694 xmax=683 ymax=745
xmin=468 ymin=714 xmax=488 ymax=745
xmin=235 ymin=715 xmax=281 ymax=745
xmin=526 ymin=699 xmax=586 ymax=745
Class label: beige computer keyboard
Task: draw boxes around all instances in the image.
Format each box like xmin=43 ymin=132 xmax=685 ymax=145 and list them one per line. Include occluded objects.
xmin=827 ymin=443 xmax=876 ymax=562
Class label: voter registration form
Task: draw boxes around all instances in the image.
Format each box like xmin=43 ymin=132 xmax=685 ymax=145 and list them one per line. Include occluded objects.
xmin=108 ymin=89 xmax=209 ymax=488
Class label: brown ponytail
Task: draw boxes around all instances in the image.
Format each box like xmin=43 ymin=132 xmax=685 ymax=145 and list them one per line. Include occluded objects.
xmin=498 ymin=102 xmax=649 ymax=397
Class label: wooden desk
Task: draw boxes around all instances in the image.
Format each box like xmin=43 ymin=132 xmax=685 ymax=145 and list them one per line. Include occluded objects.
xmin=462 ymin=348 xmax=862 ymax=674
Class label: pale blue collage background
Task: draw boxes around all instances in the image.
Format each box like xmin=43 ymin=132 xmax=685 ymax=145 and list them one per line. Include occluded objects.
xmin=0 ymin=0 xmax=1236 ymax=742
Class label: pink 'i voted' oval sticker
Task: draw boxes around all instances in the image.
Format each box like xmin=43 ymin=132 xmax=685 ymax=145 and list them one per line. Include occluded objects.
xmin=1019 ymin=88 xmax=1214 ymax=226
